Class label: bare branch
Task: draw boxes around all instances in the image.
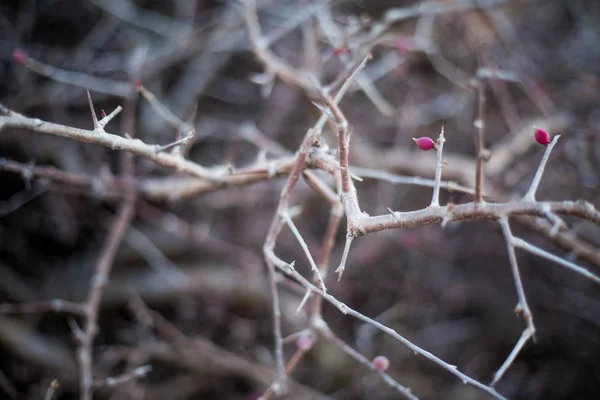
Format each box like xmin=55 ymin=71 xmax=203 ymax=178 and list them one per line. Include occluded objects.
xmin=317 ymin=324 xmax=419 ymax=400
xmin=281 ymin=212 xmax=328 ymax=293
xmin=524 ymin=135 xmax=561 ymax=201
xmin=494 ymin=217 xmax=535 ymax=386
xmin=474 ymin=79 xmax=487 ymax=203
xmin=431 ymin=127 xmax=446 ymax=207
xmin=0 ymin=108 xmax=222 ymax=181
xmin=93 ymin=365 xmax=152 ymax=388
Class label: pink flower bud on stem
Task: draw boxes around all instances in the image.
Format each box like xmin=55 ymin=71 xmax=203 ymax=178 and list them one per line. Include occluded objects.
xmin=372 ymin=355 xmax=389 ymax=371
xmin=534 ymin=126 xmax=551 ymax=146
xmin=412 ymin=137 xmax=436 ymax=151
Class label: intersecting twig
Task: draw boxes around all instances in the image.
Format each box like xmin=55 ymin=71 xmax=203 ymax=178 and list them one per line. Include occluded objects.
xmin=281 ymin=212 xmax=328 ymax=293
xmin=0 ymin=107 xmax=222 ymax=181
xmin=265 ymin=252 xmax=508 ymax=400
xmin=316 ymin=323 xmax=419 ymax=400
xmin=494 ymin=217 xmax=535 ymax=386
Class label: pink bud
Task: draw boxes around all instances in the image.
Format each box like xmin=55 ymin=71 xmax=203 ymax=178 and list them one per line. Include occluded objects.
xmin=100 ymin=109 xmax=107 ymax=118
xmin=332 ymin=47 xmax=348 ymax=57
xmin=395 ymin=36 xmax=412 ymax=54
xmin=296 ymin=333 xmax=314 ymax=351
xmin=534 ymin=126 xmax=550 ymax=146
xmin=134 ymin=81 xmax=142 ymax=90
xmin=412 ymin=137 xmax=436 ymax=151
xmin=372 ymin=355 xmax=389 ymax=371
xmin=12 ymin=49 xmax=27 ymax=64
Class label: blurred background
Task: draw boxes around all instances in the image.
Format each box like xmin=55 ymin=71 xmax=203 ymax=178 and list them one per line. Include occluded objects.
xmin=1 ymin=0 xmax=600 ymax=399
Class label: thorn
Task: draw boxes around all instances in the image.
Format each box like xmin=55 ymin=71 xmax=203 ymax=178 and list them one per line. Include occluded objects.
xmin=86 ymin=90 xmax=101 ymax=131
xmin=311 ymin=102 xmax=335 ymax=122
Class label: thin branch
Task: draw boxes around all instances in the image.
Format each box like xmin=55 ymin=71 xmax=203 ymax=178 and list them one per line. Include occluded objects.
xmin=350 ymin=167 xmax=476 ymax=196
xmin=431 ymin=127 xmax=446 ymax=207
xmin=523 ymin=135 xmax=561 ymax=201
xmin=0 ymin=300 xmax=85 ymax=315
xmin=44 ymin=379 xmax=59 ymax=400
xmin=317 ymin=324 xmax=419 ymax=400
xmin=86 ymin=90 xmax=101 ymax=131
xmin=513 ymin=237 xmax=600 ymax=285
xmin=14 ymin=51 xmax=131 ymax=96
xmin=281 ymin=212 xmax=328 ymax=293
xmin=0 ymin=108 xmax=222 ymax=181
xmin=334 ymin=234 xmax=354 ymax=281
xmin=494 ymin=217 xmax=535 ymax=386
xmin=77 ymin=200 xmax=136 ymax=400
xmin=259 ymin=344 xmax=312 ymax=400
xmin=265 ymin=252 xmax=507 ymax=400
xmin=474 ymin=79 xmax=487 ymax=203
xmin=93 ymin=365 xmax=152 ymax=388
xmin=312 ymin=202 xmax=344 ymax=315
xmin=136 ymin=83 xmax=194 ymax=135
xmin=242 ymin=0 xmax=313 ymax=91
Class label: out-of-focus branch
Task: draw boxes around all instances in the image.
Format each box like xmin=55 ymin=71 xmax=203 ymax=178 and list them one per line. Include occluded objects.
xmin=0 ymin=106 xmax=223 ymax=181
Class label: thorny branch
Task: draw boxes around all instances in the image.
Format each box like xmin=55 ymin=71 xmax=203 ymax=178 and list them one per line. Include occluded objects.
xmin=2 ymin=1 xmax=600 ymax=399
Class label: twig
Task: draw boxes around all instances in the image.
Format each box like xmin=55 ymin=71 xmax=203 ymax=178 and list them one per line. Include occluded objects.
xmin=281 ymin=212 xmax=328 ymax=293
xmin=350 ymin=167 xmax=476 ymax=196
xmin=431 ymin=127 xmax=446 ymax=207
xmin=523 ymin=135 xmax=561 ymax=201
xmin=93 ymin=365 xmax=152 ymax=388
xmin=513 ymin=238 xmax=600 ymax=284
xmin=242 ymin=0 xmax=313 ymax=91
xmin=474 ymin=79 xmax=487 ymax=203
xmin=75 ymin=200 xmax=136 ymax=400
xmin=44 ymin=379 xmax=59 ymax=400
xmin=494 ymin=217 xmax=535 ymax=386
xmin=0 ymin=299 xmax=85 ymax=315
xmin=265 ymin=252 xmax=508 ymax=400
xmin=317 ymin=324 xmax=419 ymax=400
xmin=0 ymin=108 xmax=223 ymax=181
xmin=14 ymin=51 xmax=131 ymax=96
xmin=136 ymin=83 xmax=194 ymax=135
xmin=259 ymin=346 xmax=311 ymax=400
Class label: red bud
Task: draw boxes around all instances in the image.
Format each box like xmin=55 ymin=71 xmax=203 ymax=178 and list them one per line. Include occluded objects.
xmin=100 ymin=109 xmax=107 ymax=118
xmin=372 ymin=355 xmax=389 ymax=371
xmin=12 ymin=49 xmax=27 ymax=64
xmin=395 ymin=37 xmax=412 ymax=54
xmin=412 ymin=137 xmax=436 ymax=151
xmin=534 ymin=126 xmax=550 ymax=146
xmin=333 ymin=47 xmax=348 ymax=57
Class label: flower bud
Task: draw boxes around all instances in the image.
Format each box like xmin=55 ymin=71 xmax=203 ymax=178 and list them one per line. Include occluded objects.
xmin=372 ymin=355 xmax=389 ymax=371
xmin=534 ymin=126 xmax=550 ymax=146
xmin=412 ymin=137 xmax=436 ymax=151
xmin=296 ymin=333 xmax=314 ymax=351
xmin=12 ymin=49 xmax=27 ymax=64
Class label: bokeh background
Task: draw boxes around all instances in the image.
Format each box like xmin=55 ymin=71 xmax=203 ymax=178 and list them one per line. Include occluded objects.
xmin=1 ymin=0 xmax=600 ymax=399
